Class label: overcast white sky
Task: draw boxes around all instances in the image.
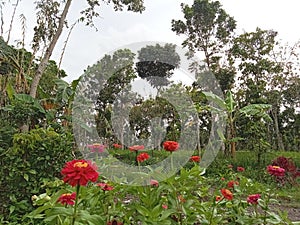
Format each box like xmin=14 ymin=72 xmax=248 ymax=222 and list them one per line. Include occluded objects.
xmin=3 ymin=0 xmax=300 ymax=82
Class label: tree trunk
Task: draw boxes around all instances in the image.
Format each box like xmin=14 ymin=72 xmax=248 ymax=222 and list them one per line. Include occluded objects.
xmin=229 ymin=115 xmax=236 ymax=158
xmin=29 ymin=0 xmax=73 ymax=98
xmin=272 ymin=108 xmax=284 ymax=151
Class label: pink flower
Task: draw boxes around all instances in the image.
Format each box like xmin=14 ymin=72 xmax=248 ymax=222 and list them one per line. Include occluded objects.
xmin=150 ymin=179 xmax=159 ymax=187
xmin=129 ymin=145 xmax=144 ymax=151
xmin=97 ymin=182 xmax=114 ymax=191
xmin=267 ymin=165 xmax=285 ymax=177
xmin=57 ymin=192 xmax=76 ymax=205
xmin=237 ymin=166 xmax=245 ymax=172
xmin=113 ymin=143 xmax=122 ymax=149
xmin=87 ymin=143 xmax=105 ymax=153
xmin=162 ymin=204 xmax=168 ymax=209
xmin=247 ymin=194 xmax=261 ymax=205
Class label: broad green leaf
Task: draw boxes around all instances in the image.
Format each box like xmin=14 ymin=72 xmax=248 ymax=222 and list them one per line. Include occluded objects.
xmin=135 ymin=205 xmax=150 ymax=216
xmin=6 ymin=82 xmax=15 ymax=101
xmin=225 ymin=90 xmax=235 ymax=112
xmin=202 ymin=91 xmax=226 ymax=110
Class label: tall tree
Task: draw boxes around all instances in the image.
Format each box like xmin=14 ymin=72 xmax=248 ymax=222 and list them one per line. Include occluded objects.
xmin=136 ymin=43 xmax=180 ymax=92
xmin=21 ymin=0 xmax=145 ymax=98
xmin=171 ymin=0 xmax=236 ymax=94
xmin=230 ymin=28 xmax=284 ymax=151
xmin=80 ymin=49 xmax=137 ymax=145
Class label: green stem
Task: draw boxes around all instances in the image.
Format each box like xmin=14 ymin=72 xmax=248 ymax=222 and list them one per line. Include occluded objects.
xmin=71 ymin=184 xmax=80 ymax=225
xmin=135 ymin=151 xmax=138 ymax=166
xmin=254 ymin=204 xmax=258 ymax=218
xmin=209 ymin=202 xmax=217 ymax=225
xmin=171 ymin=152 xmax=174 ymax=171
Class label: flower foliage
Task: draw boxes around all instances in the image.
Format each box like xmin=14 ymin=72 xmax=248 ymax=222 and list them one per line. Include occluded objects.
xmin=29 ymin=159 xmax=294 ymax=225
xmin=61 ymin=159 xmax=99 ymax=186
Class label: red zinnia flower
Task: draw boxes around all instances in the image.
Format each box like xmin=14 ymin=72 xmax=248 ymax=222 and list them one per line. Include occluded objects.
xmin=57 ymin=192 xmax=76 ymax=205
xmin=163 ymin=141 xmax=179 ymax=152
xmin=221 ymin=188 xmax=233 ymax=200
xmin=237 ymin=166 xmax=245 ymax=172
xmin=87 ymin=143 xmax=105 ymax=153
xmin=137 ymin=152 xmax=150 ymax=162
xmin=190 ymin=155 xmax=201 ymax=162
xmin=129 ymin=145 xmax=144 ymax=151
xmin=150 ymin=179 xmax=159 ymax=187
xmin=112 ymin=143 xmax=122 ymax=149
xmin=227 ymin=180 xmax=239 ymax=189
xmin=97 ymin=182 xmax=114 ymax=191
xmin=247 ymin=194 xmax=261 ymax=205
xmin=61 ymin=159 xmax=99 ymax=187
xmin=267 ymin=165 xmax=285 ymax=177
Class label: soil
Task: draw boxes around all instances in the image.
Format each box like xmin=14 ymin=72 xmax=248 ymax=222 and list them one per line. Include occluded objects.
xmin=274 ymin=204 xmax=300 ymax=222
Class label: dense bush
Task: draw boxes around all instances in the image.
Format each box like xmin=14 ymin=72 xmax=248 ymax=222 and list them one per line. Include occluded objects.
xmin=0 ymin=128 xmax=78 ymax=223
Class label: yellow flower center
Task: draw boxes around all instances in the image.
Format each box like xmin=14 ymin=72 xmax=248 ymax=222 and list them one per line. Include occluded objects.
xmin=272 ymin=166 xmax=280 ymax=169
xmin=62 ymin=193 xmax=72 ymax=197
xmin=93 ymin=143 xmax=101 ymax=146
xmin=73 ymin=162 xmax=88 ymax=168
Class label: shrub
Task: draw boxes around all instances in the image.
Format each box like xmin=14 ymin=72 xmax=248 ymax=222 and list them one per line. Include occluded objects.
xmin=0 ymin=128 xmax=79 ymax=223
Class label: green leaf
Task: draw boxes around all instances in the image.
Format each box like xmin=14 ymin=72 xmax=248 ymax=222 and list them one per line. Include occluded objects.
xmin=47 ymin=207 xmax=74 ymax=217
xmin=23 ymin=174 xmax=29 ymax=181
xmin=9 ymin=205 xmax=15 ymax=214
xmin=202 ymin=91 xmax=226 ymax=110
xmin=78 ymin=210 xmax=104 ymax=225
xmin=135 ymin=205 xmax=150 ymax=216
xmin=225 ymin=91 xmax=235 ymax=112
xmin=6 ymin=82 xmax=15 ymax=101
xmin=160 ymin=209 xmax=176 ymax=220
xmin=240 ymin=104 xmax=272 ymax=122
